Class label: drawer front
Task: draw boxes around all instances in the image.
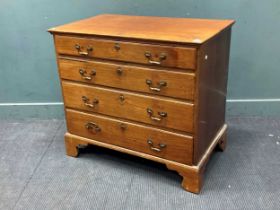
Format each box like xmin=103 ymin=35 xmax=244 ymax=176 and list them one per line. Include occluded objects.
xmin=55 ymin=35 xmax=197 ymax=70
xmin=66 ymin=109 xmax=193 ymax=164
xmin=58 ymin=59 xmax=195 ymax=100
xmin=62 ymin=81 xmax=194 ymax=133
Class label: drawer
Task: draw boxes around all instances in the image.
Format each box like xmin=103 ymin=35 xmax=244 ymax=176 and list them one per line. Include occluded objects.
xmin=62 ymin=81 xmax=194 ymax=133
xmin=66 ymin=109 xmax=193 ymax=164
xmin=55 ymin=35 xmax=197 ymax=70
xmin=58 ymin=58 xmax=195 ymax=100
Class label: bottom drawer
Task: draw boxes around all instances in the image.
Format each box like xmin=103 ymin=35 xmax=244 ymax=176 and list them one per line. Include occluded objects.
xmin=66 ymin=109 xmax=193 ymax=165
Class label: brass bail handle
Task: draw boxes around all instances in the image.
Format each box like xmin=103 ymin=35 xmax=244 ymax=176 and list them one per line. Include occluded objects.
xmin=144 ymin=51 xmax=167 ymax=65
xmin=85 ymin=122 xmax=101 ymax=132
xmin=82 ymin=96 xmax=99 ymax=108
xmin=79 ymin=69 xmax=96 ymax=80
xmin=75 ymin=44 xmax=93 ymax=56
xmin=147 ymin=108 xmax=167 ymax=122
xmin=147 ymin=139 xmax=166 ymax=152
xmin=146 ymin=79 xmax=167 ymax=92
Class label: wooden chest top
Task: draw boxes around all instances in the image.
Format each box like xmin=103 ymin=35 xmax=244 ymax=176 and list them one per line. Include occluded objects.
xmin=48 ymin=14 xmax=235 ymax=44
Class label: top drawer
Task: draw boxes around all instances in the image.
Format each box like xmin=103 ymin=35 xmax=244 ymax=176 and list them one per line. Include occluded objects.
xmin=54 ymin=35 xmax=197 ymax=70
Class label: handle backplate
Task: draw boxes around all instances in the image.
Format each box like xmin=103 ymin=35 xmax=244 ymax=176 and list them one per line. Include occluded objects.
xmin=79 ymin=69 xmax=96 ymax=80
xmin=147 ymin=108 xmax=167 ymax=122
xmin=75 ymin=44 xmax=93 ymax=56
xmin=146 ymin=79 xmax=167 ymax=92
xmin=147 ymin=139 xmax=166 ymax=152
xmin=85 ymin=122 xmax=101 ymax=132
xmin=82 ymin=96 xmax=99 ymax=108
xmin=145 ymin=51 xmax=167 ymax=65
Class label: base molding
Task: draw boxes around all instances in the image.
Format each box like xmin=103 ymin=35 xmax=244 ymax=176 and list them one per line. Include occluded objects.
xmin=64 ymin=124 xmax=227 ymax=194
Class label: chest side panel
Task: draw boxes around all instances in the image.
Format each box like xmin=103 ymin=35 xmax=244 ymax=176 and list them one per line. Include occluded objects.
xmin=193 ymin=28 xmax=232 ymax=164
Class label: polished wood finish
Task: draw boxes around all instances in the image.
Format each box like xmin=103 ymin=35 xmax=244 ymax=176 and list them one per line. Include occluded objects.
xmin=193 ymin=28 xmax=232 ymax=164
xmin=55 ymin=35 xmax=197 ymax=69
xmin=66 ymin=109 xmax=193 ymax=164
xmin=49 ymin=14 xmax=234 ymax=193
xmin=58 ymin=58 xmax=195 ymax=100
xmin=49 ymin=14 xmax=234 ymax=44
xmin=62 ymin=81 xmax=194 ymax=133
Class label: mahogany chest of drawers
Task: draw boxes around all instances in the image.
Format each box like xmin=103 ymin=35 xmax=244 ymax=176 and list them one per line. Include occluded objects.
xmin=49 ymin=14 xmax=234 ymax=193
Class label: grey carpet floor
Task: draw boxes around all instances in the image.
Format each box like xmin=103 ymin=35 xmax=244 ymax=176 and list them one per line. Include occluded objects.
xmin=0 ymin=117 xmax=279 ymax=210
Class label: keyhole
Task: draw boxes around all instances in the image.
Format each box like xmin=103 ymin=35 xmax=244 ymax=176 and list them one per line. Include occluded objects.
xmin=119 ymin=94 xmax=125 ymax=102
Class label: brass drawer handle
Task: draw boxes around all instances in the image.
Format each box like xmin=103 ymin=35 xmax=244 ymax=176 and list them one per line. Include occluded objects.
xmin=147 ymin=139 xmax=166 ymax=152
xmin=144 ymin=51 xmax=167 ymax=65
xmin=79 ymin=69 xmax=96 ymax=80
xmin=146 ymin=79 xmax=167 ymax=92
xmin=147 ymin=108 xmax=167 ymax=122
xmin=85 ymin=122 xmax=101 ymax=132
xmin=75 ymin=44 xmax=93 ymax=56
xmin=82 ymin=96 xmax=99 ymax=108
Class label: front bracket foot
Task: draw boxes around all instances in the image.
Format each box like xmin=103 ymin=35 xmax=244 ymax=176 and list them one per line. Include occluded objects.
xmin=64 ymin=134 xmax=88 ymax=157
xmin=166 ymin=164 xmax=204 ymax=193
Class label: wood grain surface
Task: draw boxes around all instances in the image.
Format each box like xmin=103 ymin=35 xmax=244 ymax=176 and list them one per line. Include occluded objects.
xmin=193 ymin=29 xmax=231 ymax=164
xmin=66 ymin=109 xmax=193 ymax=164
xmin=62 ymin=81 xmax=194 ymax=133
xmin=49 ymin=14 xmax=234 ymax=44
xmin=58 ymin=58 xmax=195 ymax=100
xmin=55 ymin=35 xmax=197 ymax=69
